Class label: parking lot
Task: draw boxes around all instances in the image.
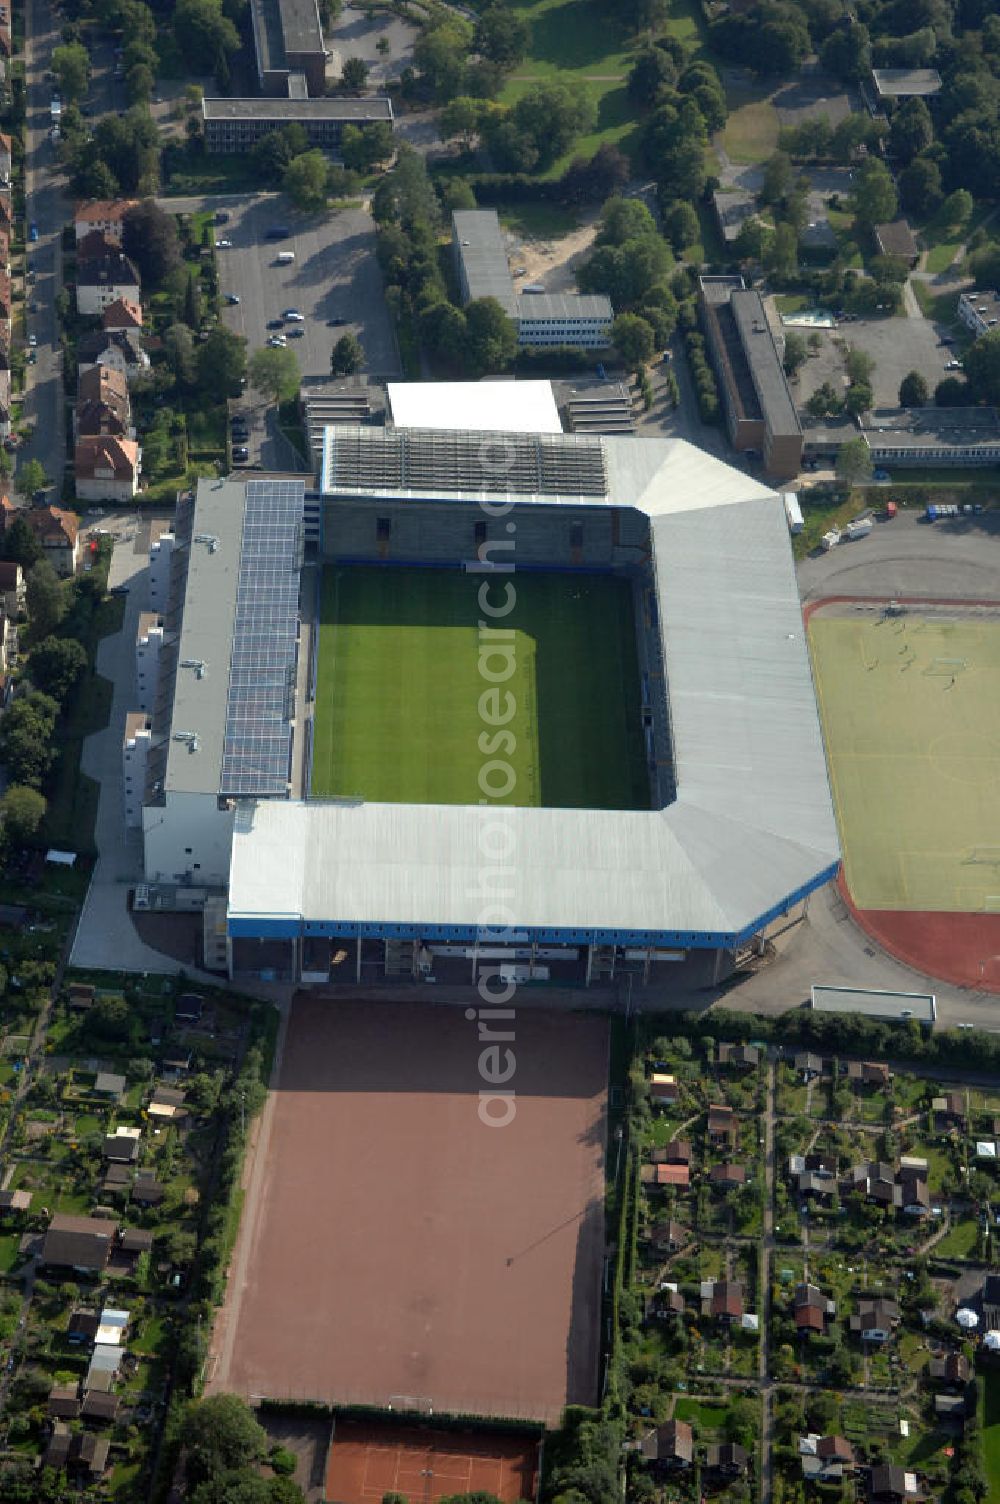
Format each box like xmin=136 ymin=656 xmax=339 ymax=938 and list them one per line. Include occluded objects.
xmin=166 ymin=192 xmax=401 ymax=467
xmin=786 ymin=304 xmax=954 ymax=410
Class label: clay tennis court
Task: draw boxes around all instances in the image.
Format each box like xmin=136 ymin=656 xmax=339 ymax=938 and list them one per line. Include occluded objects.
xmin=212 ymin=999 xmax=608 ymax=1422
xmin=325 ymin=1420 xmax=539 ymax=1504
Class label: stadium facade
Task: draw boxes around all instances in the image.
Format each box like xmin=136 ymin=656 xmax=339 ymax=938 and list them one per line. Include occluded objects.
xmin=135 ymin=429 xmax=839 ymax=990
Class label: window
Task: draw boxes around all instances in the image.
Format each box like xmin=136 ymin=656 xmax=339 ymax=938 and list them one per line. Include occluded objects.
xmin=376 ymin=516 xmax=391 ymax=542
xmin=184 ymin=847 xmax=192 ymax=855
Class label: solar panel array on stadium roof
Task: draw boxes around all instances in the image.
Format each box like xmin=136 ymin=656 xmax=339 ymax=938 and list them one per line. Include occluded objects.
xmin=220 ymin=480 xmax=303 ymax=798
xmin=326 ymin=427 xmax=608 ymax=498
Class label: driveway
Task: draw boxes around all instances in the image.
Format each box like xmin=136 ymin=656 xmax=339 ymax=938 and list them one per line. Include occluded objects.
xmin=70 ymin=524 xmax=189 ymax=973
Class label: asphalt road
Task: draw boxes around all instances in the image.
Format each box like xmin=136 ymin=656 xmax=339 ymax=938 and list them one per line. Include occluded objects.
xmin=21 ymin=0 xmax=67 ymax=487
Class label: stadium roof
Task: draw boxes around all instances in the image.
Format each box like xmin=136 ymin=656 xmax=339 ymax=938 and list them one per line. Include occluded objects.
xmin=229 ymin=434 xmax=839 ymax=946
xmin=387 ymin=380 xmax=562 ymax=435
xmin=165 ymin=476 xmax=304 ymax=800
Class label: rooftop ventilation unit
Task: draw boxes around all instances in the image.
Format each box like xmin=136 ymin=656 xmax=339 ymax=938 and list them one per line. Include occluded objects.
xmin=193 ymin=533 xmax=220 ymax=553
xmin=180 ymin=658 xmax=207 ymax=679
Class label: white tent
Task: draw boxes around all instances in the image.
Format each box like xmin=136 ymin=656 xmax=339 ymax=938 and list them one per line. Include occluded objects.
xmin=956 ymin=1308 xmax=979 ymax=1329
xmin=984 ymin=1330 xmax=1000 ymax=1351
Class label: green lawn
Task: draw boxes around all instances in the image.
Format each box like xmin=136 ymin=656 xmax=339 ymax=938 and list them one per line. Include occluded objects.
xmin=719 ymin=93 xmax=780 ymax=165
xmin=311 ymin=565 xmax=648 ymax=809
xmin=920 ymin=205 xmax=993 ymax=274
xmin=674 ymin=1398 xmax=729 ymax=1432
xmin=499 ymin=79 xmax=640 ymax=176
xmin=934 ymin=1216 xmax=979 ymax=1258
xmin=498 ymin=202 xmax=581 ymax=240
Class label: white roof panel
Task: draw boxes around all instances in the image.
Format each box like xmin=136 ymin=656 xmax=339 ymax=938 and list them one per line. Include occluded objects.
xmin=388 ymin=381 xmax=562 ymax=435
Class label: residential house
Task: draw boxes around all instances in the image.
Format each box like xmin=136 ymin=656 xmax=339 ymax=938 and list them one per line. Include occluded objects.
xmin=898 ymin=1171 xmax=930 ymax=1217
xmin=77 ymin=328 xmax=151 ymax=386
xmin=40 ymin=1214 xmax=117 ymax=1273
xmin=642 ymin=1162 xmax=690 ymax=1190
xmin=648 ymin=1219 xmax=690 ymax=1254
xmin=651 ymin=1139 xmax=691 ymax=1166
xmin=929 ymin=1352 xmax=970 ymax=1387
xmin=76 ymin=249 xmax=141 ymax=317
xmin=74 ymin=199 xmax=138 ymax=245
xmin=44 ymin=1423 xmax=73 ymax=1470
xmin=119 ymin=1228 xmax=154 ymax=1256
xmin=933 ymin=1091 xmax=966 ymax=1125
xmin=848 ymin=1161 xmax=897 ymax=1207
xmin=148 ymin=1086 xmax=187 ymax=1121
xmin=23 ymin=505 xmax=80 ymax=578
xmin=75 ymin=435 xmax=141 ymax=503
xmin=47 ymin=1384 xmax=81 ymax=1420
xmin=874 ymin=219 xmax=920 ymax=267
xmin=68 ymin=1431 xmax=111 ymax=1478
xmin=647 ymin=1285 xmax=686 ymax=1319
xmin=0 ymin=560 xmax=24 ymax=617
xmin=710 ymin=1162 xmax=746 ymax=1188
xmin=94 ymin=1071 xmax=126 ymax=1101
xmin=794 ymin=1051 xmax=823 ymax=1079
xmin=81 ymin=1390 xmax=120 ymax=1422
xmin=649 ymin=1073 xmax=679 ymax=1105
xmin=101 ymin=1163 xmax=133 ymax=1198
xmin=718 ymin=1042 xmax=759 ymax=1068
xmin=788 ymin=1152 xmax=837 ymax=1179
xmin=850 ymin=1298 xmax=900 ymax=1342
xmin=67 ymin=1308 xmax=101 ymax=1343
xmin=0 ymin=271 xmax=10 ymax=335
xmin=101 ymin=296 xmax=143 ymax=333
xmin=641 ymin=1419 xmax=694 ymax=1472
xmin=705 ymin=1279 xmax=744 ymax=1322
xmin=869 ymin=1463 xmax=918 ymax=1502
xmin=705 ymin=1443 xmax=748 ymax=1477
xmin=794 ymin=1282 xmax=835 ymax=1334
xmin=799 ymin=1434 xmax=856 ymax=1482
xmin=708 ymin=1104 xmax=737 ymax=1144
xmin=796 ymin=1171 xmax=836 ymax=1203
xmin=132 ymin=1173 xmax=165 ymax=1206
xmin=847 ymin=1060 xmax=890 ymax=1087
xmin=76 ymin=363 xmax=132 ymax=440
xmin=102 ymin=1127 xmax=140 ymax=1163
xmin=77 ymin=229 xmax=122 ymax=264
xmin=68 ymin=983 xmax=95 ymax=1011
xmin=0 ymin=362 xmax=11 ymax=439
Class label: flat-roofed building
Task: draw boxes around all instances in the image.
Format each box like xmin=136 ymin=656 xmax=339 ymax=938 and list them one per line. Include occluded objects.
xmin=958 ymin=289 xmax=1000 ymax=337
xmin=860 ymin=406 xmax=1000 ymax=466
xmin=451 ymin=210 xmax=612 ymax=348
xmin=811 ymin=984 xmax=936 ymax=1024
xmin=250 ymin=0 xmax=325 ymax=95
xmin=698 ymin=278 xmax=802 ymax=478
xmin=202 ymin=95 xmax=393 ymax=152
xmin=872 ymin=68 xmax=942 ymax=99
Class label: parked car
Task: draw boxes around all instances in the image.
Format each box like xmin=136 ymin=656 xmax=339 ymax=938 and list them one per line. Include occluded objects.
xmin=872 ymin=468 xmax=890 ymax=481
xmin=224 ymin=293 xmax=240 ymax=305
xmin=267 ymin=335 xmax=287 ymax=347
xmin=215 ymin=211 xmax=229 ymax=225
xmin=287 ymin=328 xmax=305 ymax=338
xmin=266 ymin=318 xmax=284 ymax=329
xmin=27 ymin=334 xmax=36 ymax=348
xmin=232 ymin=446 xmax=250 ymax=461
xmin=946 ymin=358 xmax=963 ymax=370
xmin=28 ymin=223 xmax=38 ymax=242
xmin=283 ymin=309 xmax=304 ymax=321
xmin=327 ymin=317 xmax=346 ymax=326
xmin=215 ymin=239 xmax=232 ymax=249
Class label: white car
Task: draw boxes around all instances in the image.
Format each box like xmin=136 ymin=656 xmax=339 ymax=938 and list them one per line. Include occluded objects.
xmin=267 ymin=335 xmax=287 ymax=347
xmin=946 ymin=358 xmax=963 ymax=370
xmin=215 ymin=238 xmax=232 ymax=249
xmin=283 ymin=310 xmax=305 ymax=322
xmin=27 ymin=334 xmax=36 ymax=348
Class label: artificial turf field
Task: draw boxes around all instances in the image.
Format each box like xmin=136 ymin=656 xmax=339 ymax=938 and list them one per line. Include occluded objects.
xmin=311 ymin=565 xmax=648 ymax=809
xmin=808 ymin=612 xmax=1000 ymax=912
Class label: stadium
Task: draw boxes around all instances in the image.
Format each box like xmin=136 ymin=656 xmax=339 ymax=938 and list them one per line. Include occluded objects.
xmin=136 ymin=423 xmax=839 ymax=991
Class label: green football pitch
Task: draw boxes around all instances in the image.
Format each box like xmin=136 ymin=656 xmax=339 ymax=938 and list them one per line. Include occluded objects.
xmin=808 ymin=613 xmax=1000 ymax=912
xmin=311 ymin=565 xmax=649 ymax=809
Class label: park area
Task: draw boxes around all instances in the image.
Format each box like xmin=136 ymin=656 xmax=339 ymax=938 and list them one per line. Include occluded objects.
xmin=311 ymin=565 xmax=648 ymax=809
xmin=808 ymin=607 xmax=1000 ymax=912
xmin=210 ymin=1000 xmax=609 ymax=1423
